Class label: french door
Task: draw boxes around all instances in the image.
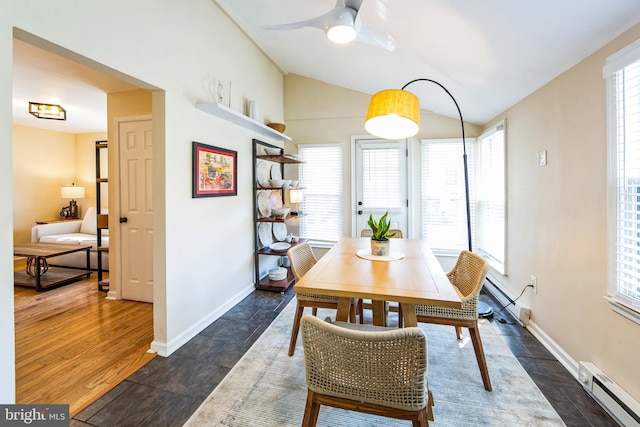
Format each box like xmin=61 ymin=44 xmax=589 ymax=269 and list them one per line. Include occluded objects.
xmin=354 ymin=137 xmax=408 ymax=236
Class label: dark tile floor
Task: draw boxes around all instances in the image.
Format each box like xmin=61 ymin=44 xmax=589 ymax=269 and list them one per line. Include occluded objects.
xmin=71 ymin=288 xmax=618 ymax=427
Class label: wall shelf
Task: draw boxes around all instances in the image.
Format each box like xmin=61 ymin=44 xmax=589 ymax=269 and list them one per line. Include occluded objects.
xmin=196 ymin=102 xmax=291 ymax=141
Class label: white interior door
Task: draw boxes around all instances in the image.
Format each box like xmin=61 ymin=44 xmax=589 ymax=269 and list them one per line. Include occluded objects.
xmin=119 ymin=119 xmax=153 ymax=302
xmin=354 ymin=137 xmax=408 ymax=236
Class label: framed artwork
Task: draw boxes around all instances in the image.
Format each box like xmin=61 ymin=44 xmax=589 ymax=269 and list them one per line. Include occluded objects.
xmin=192 ymin=141 xmax=237 ymax=197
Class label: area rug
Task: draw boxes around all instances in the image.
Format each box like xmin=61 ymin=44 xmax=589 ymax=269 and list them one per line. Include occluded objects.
xmin=185 ymin=299 xmax=565 ymax=426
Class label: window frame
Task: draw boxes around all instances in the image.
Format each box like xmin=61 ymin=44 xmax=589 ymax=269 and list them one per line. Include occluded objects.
xmin=420 ymin=120 xmax=506 ymax=274
xmin=605 ymin=38 xmax=640 ymax=322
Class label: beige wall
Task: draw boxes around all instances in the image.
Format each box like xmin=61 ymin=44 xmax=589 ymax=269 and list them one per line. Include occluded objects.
xmin=483 ymin=23 xmax=640 ymax=401
xmin=2 ymin=0 xmax=285 ymax=402
xmin=283 ymin=74 xmax=482 ymax=236
xmin=12 ymin=125 xmax=105 ymax=244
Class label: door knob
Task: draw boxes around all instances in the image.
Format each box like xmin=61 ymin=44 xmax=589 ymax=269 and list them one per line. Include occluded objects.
xmin=358 ymin=210 xmax=363 ymax=215
xmin=358 ymin=201 xmax=363 ymax=205
xmin=119 ymin=217 xmax=128 ymax=223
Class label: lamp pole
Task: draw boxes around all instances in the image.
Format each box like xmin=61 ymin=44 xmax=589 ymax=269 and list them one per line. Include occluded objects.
xmin=401 ymin=79 xmax=472 ymax=252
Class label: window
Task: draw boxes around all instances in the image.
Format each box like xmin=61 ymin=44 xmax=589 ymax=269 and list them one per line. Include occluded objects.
xmin=421 ymin=139 xmax=471 ymax=253
xmin=606 ymin=39 xmax=640 ymax=314
xmin=421 ymin=121 xmax=506 ymax=273
xmin=475 ymin=124 xmax=506 ymax=273
xmin=298 ymin=144 xmax=343 ymax=244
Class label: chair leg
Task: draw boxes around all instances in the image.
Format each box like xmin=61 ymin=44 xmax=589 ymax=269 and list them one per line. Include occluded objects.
xmin=301 ymin=390 xmax=321 ymax=427
xmin=398 ymin=304 xmax=404 ymax=328
xmin=468 ymin=323 xmax=492 ymax=391
xmin=415 ymin=408 xmax=430 ymax=426
xmin=288 ymin=302 xmax=305 ymax=357
xmin=349 ymin=300 xmax=356 ymax=323
xmin=312 ymin=307 xmax=318 ymax=316
xmin=455 ymin=326 xmax=463 ymax=340
xmin=357 ymin=298 xmax=364 ymax=324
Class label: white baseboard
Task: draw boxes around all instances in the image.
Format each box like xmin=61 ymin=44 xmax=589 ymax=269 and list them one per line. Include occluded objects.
xmin=526 ymin=320 xmax=579 ymax=379
xmin=150 ymin=283 xmax=255 ymax=357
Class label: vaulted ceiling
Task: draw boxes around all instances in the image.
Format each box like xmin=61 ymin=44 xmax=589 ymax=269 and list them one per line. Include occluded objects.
xmin=12 ymin=1 xmax=640 ymax=133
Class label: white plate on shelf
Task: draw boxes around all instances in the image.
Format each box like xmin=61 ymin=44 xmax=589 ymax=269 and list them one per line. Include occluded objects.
xmin=256 ymin=161 xmax=270 ymax=187
xmin=270 ymin=164 xmax=282 ymax=180
xmin=268 ymin=242 xmax=291 ymax=252
xmin=258 ymin=223 xmax=272 ymax=247
xmin=257 ymin=191 xmax=271 ymax=218
xmin=269 ymin=191 xmax=282 ymax=209
xmin=272 ymin=223 xmax=287 ymax=242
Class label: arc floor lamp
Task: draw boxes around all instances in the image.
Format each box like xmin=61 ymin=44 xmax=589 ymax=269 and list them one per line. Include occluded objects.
xmin=364 ymin=78 xmax=493 ymax=317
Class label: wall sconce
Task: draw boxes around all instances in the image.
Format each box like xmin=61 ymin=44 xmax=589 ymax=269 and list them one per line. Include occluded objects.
xmin=60 ymin=183 xmax=85 ymax=219
xmin=289 ymin=189 xmax=304 ymax=215
xmin=29 ymin=102 xmax=66 ymax=121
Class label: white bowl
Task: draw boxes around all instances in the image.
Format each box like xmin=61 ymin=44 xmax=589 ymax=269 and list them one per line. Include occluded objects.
xmin=268 ymin=267 xmax=287 ymax=280
xmin=272 ymin=207 xmax=290 ymax=217
xmin=264 ymin=147 xmax=281 ymax=156
xmin=269 ymin=179 xmax=284 ymax=188
xmin=281 ymin=179 xmax=291 ymax=188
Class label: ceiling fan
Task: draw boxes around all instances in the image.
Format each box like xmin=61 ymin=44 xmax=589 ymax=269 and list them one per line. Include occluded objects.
xmin=263 ymin=0 xmax=395 ymax=51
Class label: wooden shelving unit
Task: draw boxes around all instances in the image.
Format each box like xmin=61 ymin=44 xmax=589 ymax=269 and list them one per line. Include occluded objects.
xmin=253 ymin=138 xmax=304 ymax=292
xmin=95 ymin=140 xmax=109 ymax=292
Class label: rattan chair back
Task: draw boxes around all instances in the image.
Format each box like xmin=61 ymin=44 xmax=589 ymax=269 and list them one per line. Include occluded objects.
xmin=287 ymin=242 xmax=317 ymax=281
xmin=300 ymin=314 xmax=434 ymax=425
xmin=447 ymin=250 xmax=488 ymax=298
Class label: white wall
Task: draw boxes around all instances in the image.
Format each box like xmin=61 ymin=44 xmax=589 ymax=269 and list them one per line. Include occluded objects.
xmin=1 ymin=0 xmax=285 ymax=402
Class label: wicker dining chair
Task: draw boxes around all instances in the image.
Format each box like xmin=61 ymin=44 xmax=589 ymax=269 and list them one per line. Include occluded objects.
xmin=415 ymin=250 xmax=492 ymax=391
xmin=287 ymin=242 xmax=358 ymax=356
xmin=300 ymin=314 xmax=434 ymax=426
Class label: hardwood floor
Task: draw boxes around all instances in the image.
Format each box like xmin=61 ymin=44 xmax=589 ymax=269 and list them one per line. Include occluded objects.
xmin=14 ymin=273 xmax=155 ymax=416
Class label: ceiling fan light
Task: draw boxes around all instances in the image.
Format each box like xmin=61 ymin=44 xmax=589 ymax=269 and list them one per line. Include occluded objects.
xmin=364 ymin=89 xmax=420 ymax=139
xmin=326 ymin=24 xmax=357 ymax=43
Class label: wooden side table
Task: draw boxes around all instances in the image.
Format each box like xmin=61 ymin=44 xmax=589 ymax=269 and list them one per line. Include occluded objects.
xmin=35 ymin=219 xmax=81 ymax=224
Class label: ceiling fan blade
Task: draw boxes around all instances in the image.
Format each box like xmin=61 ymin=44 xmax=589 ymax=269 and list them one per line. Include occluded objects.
xmin=356 ymin=24 xmax=396 ymax=51
xmin=343 ymin=0 xmax=365 ymax=14
xmin=263 ymin=13 xmax=330 ymax=32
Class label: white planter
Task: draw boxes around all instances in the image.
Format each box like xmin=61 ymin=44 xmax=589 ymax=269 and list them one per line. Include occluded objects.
xmin=370 ymin=239 xmax=390 ymax=256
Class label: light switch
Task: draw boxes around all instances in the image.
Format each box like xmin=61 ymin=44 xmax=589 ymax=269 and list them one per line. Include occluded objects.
xmin=538 ymin=150 xmax=547 ymax=166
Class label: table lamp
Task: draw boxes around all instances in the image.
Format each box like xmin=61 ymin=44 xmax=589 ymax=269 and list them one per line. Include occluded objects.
xmin=289 ymin=189 xmax=303 ymax=215
xmin=60 ymin=183 xmax=85 ymax=219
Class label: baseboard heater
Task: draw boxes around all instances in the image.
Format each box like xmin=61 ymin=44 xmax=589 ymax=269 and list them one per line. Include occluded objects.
xmin=578 ymin=362 xmax=640 ymax=427
xmin=482 ymin=276 xmax=531 ymax=326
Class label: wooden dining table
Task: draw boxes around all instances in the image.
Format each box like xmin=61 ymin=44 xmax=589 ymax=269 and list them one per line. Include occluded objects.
xmin=293 ymin=237 xmax=462 ymax=327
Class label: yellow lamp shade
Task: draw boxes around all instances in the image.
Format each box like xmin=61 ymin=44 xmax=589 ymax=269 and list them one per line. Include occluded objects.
xmin=364 ymin=89 xmax=420 ymax=139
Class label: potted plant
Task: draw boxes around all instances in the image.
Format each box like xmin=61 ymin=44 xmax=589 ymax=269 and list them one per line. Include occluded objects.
xmin=367 ymin=211 xmax=396 ymax=256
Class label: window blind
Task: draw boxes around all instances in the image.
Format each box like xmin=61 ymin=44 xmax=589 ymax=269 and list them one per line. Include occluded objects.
xmin=420 ymin=139 xmax=471 ymax=253
xmin=607 ymin=47 xmax=640 ymax=312
xmin=298 ymin=144 xmax=343 ymax=244
xmin=361 ymin=146 xmax=404 ymax=209
xmin=475 ymin=124 xmax=506 ymax=273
